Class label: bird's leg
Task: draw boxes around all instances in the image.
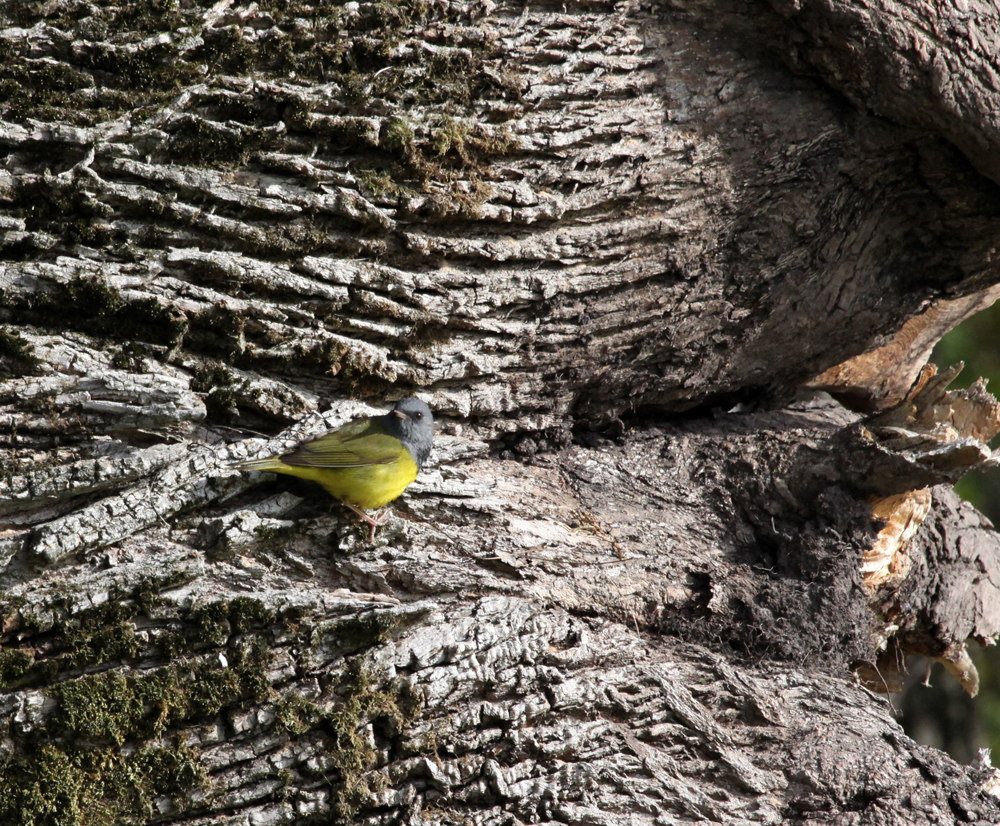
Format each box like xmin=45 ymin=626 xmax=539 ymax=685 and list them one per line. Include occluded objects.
xmin=344 ymin=503 xmax=391 ymax=541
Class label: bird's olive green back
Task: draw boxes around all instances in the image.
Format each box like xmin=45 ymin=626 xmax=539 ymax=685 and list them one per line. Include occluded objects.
xmin=280 ymin=417 xmax=404 ymax=467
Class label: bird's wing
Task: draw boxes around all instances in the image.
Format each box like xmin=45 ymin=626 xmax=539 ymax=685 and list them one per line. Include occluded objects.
xmin=279 ymin=418 xmax=402 ymax=467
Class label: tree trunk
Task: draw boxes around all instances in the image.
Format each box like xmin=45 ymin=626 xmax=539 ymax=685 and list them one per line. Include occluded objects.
xmin=2 ymin=1 xmax=1000 ymax=824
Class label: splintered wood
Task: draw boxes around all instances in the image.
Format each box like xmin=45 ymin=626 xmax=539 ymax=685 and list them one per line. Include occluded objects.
xmin=864 ymin=488 xmax=931 ymax=591
xmin=862 ymin=363 xmax=1000 ymax=695
xmin=865 ymin=363 xmax=1000 ymax=585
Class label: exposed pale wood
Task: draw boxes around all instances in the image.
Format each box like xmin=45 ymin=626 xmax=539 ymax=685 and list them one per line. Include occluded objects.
xmin=809 ymin=287 xmax=1000 ymax=411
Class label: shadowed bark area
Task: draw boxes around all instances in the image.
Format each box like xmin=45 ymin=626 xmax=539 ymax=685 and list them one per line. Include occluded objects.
xmin=2 ymin=1 xmax=1000 ymax=824
xmin=766 ymin=0 xmax=1000 ymax=186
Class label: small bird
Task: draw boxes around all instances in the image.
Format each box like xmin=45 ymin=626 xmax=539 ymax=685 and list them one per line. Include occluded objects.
xmin=237 ymin=397 xmax=434 ymax=539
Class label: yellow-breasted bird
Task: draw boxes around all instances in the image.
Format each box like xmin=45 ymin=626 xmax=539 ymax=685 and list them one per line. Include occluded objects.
xmin=236 ymin=397 xmax=434 ymax=538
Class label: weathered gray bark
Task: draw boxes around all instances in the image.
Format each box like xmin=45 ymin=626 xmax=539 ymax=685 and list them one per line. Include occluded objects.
xmin=2 ymin=1 xmax=1000 ymax=824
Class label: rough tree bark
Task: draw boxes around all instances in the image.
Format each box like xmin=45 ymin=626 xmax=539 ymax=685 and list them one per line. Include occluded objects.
xmin=2 ymin=1 xmax=1000 ymax=824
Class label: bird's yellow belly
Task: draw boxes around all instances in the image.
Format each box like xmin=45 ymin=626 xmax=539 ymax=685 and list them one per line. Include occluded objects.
xmin=281 ymin=453 xmax=419 ymax=510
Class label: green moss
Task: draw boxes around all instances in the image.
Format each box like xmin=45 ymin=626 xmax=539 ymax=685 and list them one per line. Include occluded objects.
xmin=188 ymin=362 xmax=263 ymax=422
xmin=0 ymin=327 xmax=44 ymax=376
xmin=355 ymin=166 xmax=399 ymax=200
xmin=381 ymin=117 xmax=416 ymax=156
xmin=63 ymin=601 xmax=140 ymax=668
xmin=0 ymin=50 xmax=96 ymax=125
xmin=108 ymin=341 xmax=148 ymax=372
xmin=318 ymin=116 xmax=383 ymax=152
xmin=282 ymin=338 xmax=394 ymax=398
xmin=51 ymin=671 xmax=151 ymax=745
xmin=11 ymin=177 xmax=103 ymax=235
xmin=115 ymin=296 xmax=189 ymax=349
xmin=0 ymin=600 xmax=145 ymax=690
xmin=0 ymin=585 xmax=430 ymax=824
xmin=167 ymin=116 xmax=277 ymax=167
xmin=156 ymin=632 xmax=187 ymax=661
xmin=420 ymin=177 xmax=495 ymax=221
xmin=431 ymin=116 xmax=465 ymax=158
xmin=191 ymin=362 xmax=242 ymax=420
xmin=65 ymin=219 xmax=118 ymax=248
xmin=40 ymin=580 xmax=173 ymax=675
xmin=318 ymin=611 xmax=409 ymax=655
xmin=0 ymin=745 xmax=89 ymax=826
xmin=0 ymin=0 xmax=202 ymax=126
xmin=189 ymin=601 xmax=233 ymax=648
xmin=0 ymin=742 xmax=206 ymax=826
xmin=81 ymin=43 xmax=190 ymax=95
xmin=228 ymin=596 xmax=277 ymax=634
xmin=190 ymin=306 xmax=247 ymax=358
xmin=196 ymin=27 xmax=256 ymax=77
xmin=270 ymin=661 xmax=423 ymax=819
xmin=19 ymin=595 xmax=278 ymax=679
xmin=274 ymin=691 xmax=323 ymax=736
xmin=403 ymin=320 xmax=452 ymax=348
xmin=0 ymin=0 xmax=490 ymax=127
xmin=0 ymin=584 xmax=257 ymax=691
xmin=184 ymin=643 xmax=272 ymax=718
xmin=2 ymin=0 xmax=526 ymax=267
xmin=5 ymin=274 xmax=188 ymax=348
xmin=131 ymin=581 xmax=162 ymax=617
xmin=189 ymin=597 xmax=277 ymax=646
xmin=325 ymin=660 xmax=421 ymax=819
xmin=430 ymin=116 xmax=518 ymax=164
xmin=51 ymin=642 xmax=273 ymax=744
xmin=0 ymin=591 xmax=29 ymax=624
xmin=373 ymin=113 xmax=517 ymax=212
xmin=0 ymin=0 xmax=525 ymax=164
xmin=258 ymin=663 xmax=424 ymax=819
xmin=63 ymin=274 xmax=121 ymax=316
xmin=0 ymin=647 xmax=36 ymax=688
xmin=177 ymin=256 xmax=244 ymax=288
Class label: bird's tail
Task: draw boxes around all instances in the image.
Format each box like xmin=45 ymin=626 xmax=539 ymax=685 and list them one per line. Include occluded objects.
xmin=232 ymin=455 xmax=282 ymax=471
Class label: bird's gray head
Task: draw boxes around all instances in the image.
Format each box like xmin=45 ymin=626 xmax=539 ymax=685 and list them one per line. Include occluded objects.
xmin=386 ymin=397 xmax=434 ymax=468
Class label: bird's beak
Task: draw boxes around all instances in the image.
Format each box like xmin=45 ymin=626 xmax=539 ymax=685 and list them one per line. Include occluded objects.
xmin=393 ymin=410 xmax=410 ymax=420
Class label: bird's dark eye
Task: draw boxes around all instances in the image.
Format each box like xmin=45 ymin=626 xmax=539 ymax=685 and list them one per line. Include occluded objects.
xmin=414 ymin=412 xmax=423 ymax=420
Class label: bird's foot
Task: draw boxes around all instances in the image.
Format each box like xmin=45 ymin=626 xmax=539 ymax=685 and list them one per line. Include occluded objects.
xmin=345 ymin=503 xmax=391 ymax=541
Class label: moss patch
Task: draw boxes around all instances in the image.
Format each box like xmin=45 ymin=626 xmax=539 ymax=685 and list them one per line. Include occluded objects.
xmin=5 ymin=274 xmax=188 ymax=348
xmin=0 ymin=327 xmax=44 ymax=376
xmin=0 ymin=631 xmax=270 ymax=826
xmin=321 ymin=661 xmax=421 ymax=820
xmin=0 ymin=592 xmax=278 ymax=691
xmin=1 ymin=0 xmax=525 ymax=274
xmin=0 ymin=647 xmax=48 ymax=689
xmin=63 ymin=600 xmax=141 ymax=668
xmin=274 ymin=690 xmax=323 ymax=736
xmin=108 ymin=341 xmax=149 ymax=372
xmin=187 ymin=307 xmax=247 ymax=358
xmin=166 ymin=115 xmax=280 ymax=167
xmin=190 ymin=362 xmax=255 ymax=423
xmin=0 ymin=0 xmax=199 ymax=126
xmin=316 ymin=609 xmax=419 ymax=658
xmin=0 ymin=1 xmax=522 ymax=126
xmin=189 ymin=596 xmax=277 ymax=647
xmin=0 ymin=583 xmax=429 ymax=824
xmin=0 ymin=742 xmax=205 ymax=826
xmin=51 ymin=643 xmax=272 ymax=743
xmin=1 ymin=589 xmax=157 ymax=690
xmin=5 ymin=177 xmax=122 ymax=257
